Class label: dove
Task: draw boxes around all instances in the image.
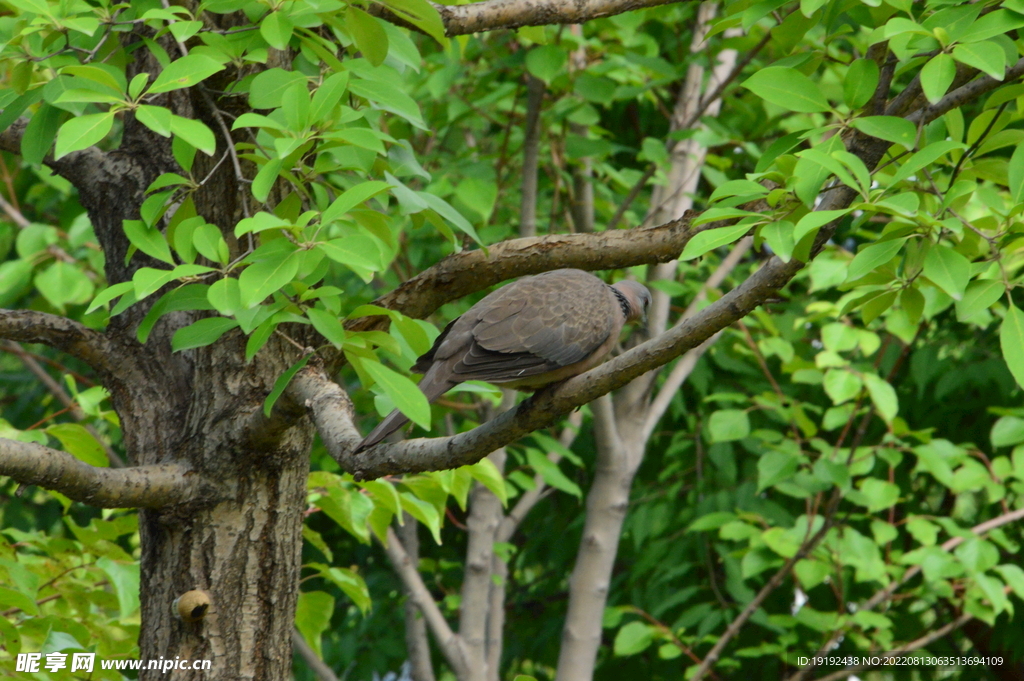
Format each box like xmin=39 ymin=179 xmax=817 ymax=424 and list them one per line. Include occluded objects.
xmin=357 ymin=269 xmax=651 ymax=450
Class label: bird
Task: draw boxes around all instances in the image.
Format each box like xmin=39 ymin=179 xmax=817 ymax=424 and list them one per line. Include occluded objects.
xmin=357 ymin=268 xmax=652 ymax=450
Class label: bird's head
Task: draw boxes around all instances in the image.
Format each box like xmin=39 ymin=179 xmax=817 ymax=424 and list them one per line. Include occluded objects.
xmin=612 ymin=280 xmax=652 ymax=325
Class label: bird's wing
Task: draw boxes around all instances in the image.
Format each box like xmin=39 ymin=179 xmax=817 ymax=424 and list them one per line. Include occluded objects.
xmin=444 ymin=269 xmax=620 ymax=382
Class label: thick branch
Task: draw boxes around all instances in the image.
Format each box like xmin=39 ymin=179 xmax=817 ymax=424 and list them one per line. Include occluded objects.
xmin=347 ymin=218 xmax=693 ymax=331
xmin=0 ymin=309 xmax=120 ymax=378
xmin=0 ymin=437 xmax=212 ymax=508
xmin=435 ymin=0 xmax=685 ymax=36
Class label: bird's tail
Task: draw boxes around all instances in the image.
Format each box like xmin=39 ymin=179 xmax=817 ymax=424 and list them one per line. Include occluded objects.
xmin=356 ymin=365 xmax=453 ymax=451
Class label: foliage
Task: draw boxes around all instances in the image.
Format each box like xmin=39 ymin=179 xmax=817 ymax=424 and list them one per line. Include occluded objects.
xmin=2 ymin=0 xmax=1024 ymax=677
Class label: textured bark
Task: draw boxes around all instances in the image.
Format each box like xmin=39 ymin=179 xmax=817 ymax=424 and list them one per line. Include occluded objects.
xmin=0 ymin=24 xmax=324 ymax=680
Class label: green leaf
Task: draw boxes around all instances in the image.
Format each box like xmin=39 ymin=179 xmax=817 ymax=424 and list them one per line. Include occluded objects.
xmin=249 ymin=69 xmax=307 ymax=109
xmin=54 ymin=112 xmax=114 ymax=159
xmin=21 ymin=103 xmax=63 ymax=166
xmin=467 ymin=458 xmax=508 ymax=506
xmin=1008 ymin=142 xmax=1024 ymax=204
xmin=844 ymin=58 xmax=879 ymax=110
xmin=525 ymin=45 xmax=567 ymax=84
xmin=850 ymin=478 xmax=900 ymax=512
xmin=260 ymin=11 xmax=294 ymax=50
xmin=922 ymin=243 xmax=970 ymax=301
xmin=952 ymin=41 xmax=1006 ymax=80
xmin=455 ymin=177 xmax=498 ymax=221
xmin=137 ymin=284 xmax=214 ymax=343
xmin=347 ymin=7 xmax=388 ymax=67
xmin=148 ymin=54 xmax=226 ymax=94
xmin=526 ymin=448 xmax=581 ymax=498
xmin=419 ymin=192 xmax=483 ymax=246
xmin=207 ymin=277 xmax=242 ymax=316
xmin=850 ymin=116 xmax=916 ymax=148
xmin=845 ymin=237 xmax=906 ymax=282
xmin=991 ymin=416 xmax=1024 ymax=448
xmin=263 ymin=355 xmax=310 ymax=415
xmin=61 ymin=65 xmax=126 ymax=94
xmin=890 ymin=141 xmax=963 ymax=185
xmin=348 ymin=78 xmax=426 ymax=129
xmin=171 ymin=317 xmax=239 ymax=351
xmin=87 ymin=281 xmax=135 ymax=313
xmin=96 ymin=558 xmax=140 ymax=619
xmin=680 ymin=223 xmax=751 ymax=261
xmin=363 ymin=361 xmax=431 ymax=429
xmin=614 ymin=621 xmax=655 ymax=657
xmin=317 ymin=235 xmax=382 ymax=273
xmin=322 ymin=181 xmax=392 ymax=224
xmin=239 ymin=246 xmax=299 ymax=307
xmin=862 ymin=373 xmax=898 ymax=422
xmin=251 ymin=158 xmax=282 ymax=203
xmin=920 ymin=53 xmax=955 ymax=104
xmin=1000 ymin=303 xmax=1024 ymax=389
xmin=193 ymin=224 xmax=229 ymax=265
xmin=46 ymin=423 xmax=107 ymax=467
xmin=743 ymin=66 xmax=831 ymax=113
xmin=123 ymin=220 xmax=174 ymax=265
xmin=169 ymin=116 xmax=216 ymax=156
xmin=824 ymin=369 xmax=862 ymax=404
xmin=707 ymin=409 xmax=750 ymax=442
xmin=378 ymin=0 xmax=446 ymax=45
xmin=34 ymin=261 xmax=94 ymax=311
xmin=295 ymin=590 xmax=334 ymax=657
xmin=306 ymin=307 xmax=346 ymax=348
xmin=136 ymin=105 xmax=172 ymax=137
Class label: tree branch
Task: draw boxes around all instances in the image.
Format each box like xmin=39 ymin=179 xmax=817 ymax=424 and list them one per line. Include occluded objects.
xmin=788 ymin=505 xmax=1024 ymax=681
xmin=0 ymin=309 xmax=121 ymax=379
xmin=905 ymin=57 xmax=1024 ymax=125
xmin=291 ymin=629 xmax=340 ymax=681
xmin=0 ymin=117 xmax=111 ymax=196
xmin=434 ymin=0 xmax=686 ymax=36
xmin=346 ymin=218 xmax=694 ymax=332
xmin=0 ymin=437 xmax=213 ymax=508
xmin=397 ymin=515 xmax=437 ymax=681
xmin=811 ymin=612 xmax=975 ymax=681
xmin=2 ymin=340 xmax=125 ymax=468
xmin=383 ymin=526 xmax=469 ymax=678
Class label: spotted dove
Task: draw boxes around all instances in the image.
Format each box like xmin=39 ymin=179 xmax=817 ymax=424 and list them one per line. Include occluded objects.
xmin=358 ymin=269 xmax=651 ymax=450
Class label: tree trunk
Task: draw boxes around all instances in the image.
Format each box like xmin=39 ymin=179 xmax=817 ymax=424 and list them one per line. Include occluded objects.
xmin=69 ymin=60 xmax=316 ymax=676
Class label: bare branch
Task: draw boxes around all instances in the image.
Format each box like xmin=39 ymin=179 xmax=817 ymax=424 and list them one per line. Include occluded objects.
xmin=434 ymin=0 xmax=687 ymax=36
xmin=347 ymin=218 xmax=693 ymax=332
xmin=0 ymin=309 xmax=121 ymax=378
xmin=0 ymin=437 xmax=213 ymax=508
xmin=2 ymin=340 xmax=124 ymax=467
xmin=291 ymin=629 xmax=340 ymax=681
xmin=383 ymin=526 xmax=469 ymax=677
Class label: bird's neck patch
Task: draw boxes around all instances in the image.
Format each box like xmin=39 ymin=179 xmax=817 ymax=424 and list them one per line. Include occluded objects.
xmin=611 ymin=287 xmax=631 ymax=319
